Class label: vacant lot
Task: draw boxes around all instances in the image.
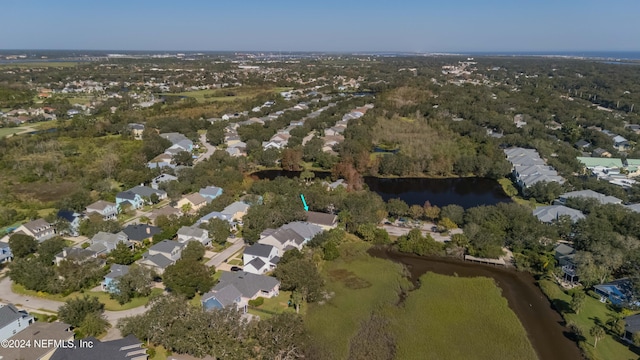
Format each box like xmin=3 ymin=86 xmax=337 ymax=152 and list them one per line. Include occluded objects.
xmin=0 ymin=127 xmax=25 ymax=138
xmin=392 ymin=273 xmax=537 ymax=360
xmin=13 ymin=181 xmax=79 ymax=202
xmin=305 ymin=252 xmax=408 ymax=360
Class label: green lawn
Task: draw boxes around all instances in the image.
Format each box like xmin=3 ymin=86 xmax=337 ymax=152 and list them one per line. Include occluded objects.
xmin=12 ymin=283 xmax=162 ymax=311
xmin=248 ymin=290 xmax=297 ymax=319
xmin=305 ymin=252 xmax=409 ymax=360
xmin=0 ymin=127 xmax=25 ymax=138
xmin=392 ymin=273 xmax=537 ymax=360
xmin=539 ymin=279 xmax=639 ymax=360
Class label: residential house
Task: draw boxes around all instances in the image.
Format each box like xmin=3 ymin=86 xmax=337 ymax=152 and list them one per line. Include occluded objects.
xmin=555 ymin=190 xmax=623 ymax=206
xmin=574 ymin=139 xmax=591 ymax=150
xmin=623 ymin=314 xmax=640 ymax=343
xmin=258 ymin=228 xmax=306 ymax=256
xmin=176 ymin=193 xmax=208 ymax=213
xmin=594 ymin=278 xmax=639 ymax=307
xmin=56 ymin=210 xmax=82 ymax=237
xmin=532 ymin=205 xmax=586 ymax=224
xmin=116 ymin=191 xmax=144 ymax=210
xmin=201 ymin=283 xmax=246 ymax=313
xmin=202 ymin=271 xmax=280 ymax=312
xmin=613 ymin=135 xmax=631 ymax=152
xmin=121 ymin=224 xmax=161 ymax=245
xmin=148 ymin=153 xmax=175 ymax=169
xmin=88 ymin=231 xmax=131 ymax=255
xmin=160 ymin=132 xmax=192 ymax=150
xmin=0 ymin=242 xmax=13 ymax=264
xmin=130 ymin=186 xmax=167 ymax=202
xmin=128 ymin=123 xmax=145 ymax=140
xmin=147 ymin=206 xmax=182 ymax=225
xmin=54 ymin=247 xmax=101 ymax=266
xmin=281 ymin=222 xmax=323 ymax=242
xmin=592 ymin=148 xmax=612 ymax=158
xmin=554 ymin=243 xmax=578 ymax=283
xmin=221 ymin=201 xmax=250 ymax=222
xmin=503 ymin=147 xmax=565 ymax=189
xmin=176 ymin=226 xmax=210 ymax=246
xmin=243 ymin=243 xmax=280 ymax=275
xmin=12 ymin=218 xmax=55 ymax=243
xmin=2 ymin=322 xmax=73 ymax=360
xmin=0 ymin=304 xmax=34 ymax=341
xmin=137 ymin=240 xmax=184 ymax=275
xmin=151 ymin=174 xmax=178 ymax=190
xmin=102 ymin=264 xmax=130 ymax=293
xmin=305 ymin=211 xmax=338 ymax=230
xmin=325 ymin=179 xmax=347 ymax=190
xmin=199 ymin=186 xmax=223 ymax=202
xmin=50 ymin=334 xmax=148 ymax=360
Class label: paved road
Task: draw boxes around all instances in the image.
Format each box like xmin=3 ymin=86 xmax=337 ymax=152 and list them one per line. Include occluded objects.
xmin=0 ymin=276 xmax=149 ymax=336
xmin=195 ymin=132 xmax=216 ymax=164
xmin=205 ymin=238 xmax=245 ymax=268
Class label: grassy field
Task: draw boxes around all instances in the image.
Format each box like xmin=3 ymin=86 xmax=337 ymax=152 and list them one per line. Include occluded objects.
xmin=12 ymin=283 xmax=163 ymax=311
xmin=539 ymin=279 xmax=639 ymax=360
xmin=247 ymin=290 xmax=298 ymax=319
xmin=0 ymin=127 xmax=26 ymax=138
xmin=161 ymin=86 xmax=291 ymax=103
xmin=391 ymin=273 xmax=537 ymax=360
xmin=305 ymin=252 xmax=409 ymax=360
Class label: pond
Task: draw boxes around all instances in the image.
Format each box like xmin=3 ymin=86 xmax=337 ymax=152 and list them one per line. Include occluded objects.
xmin=251 ymin=170 xmax=511 ymax=209
xmin=368 ymin=247 xmax=583 ymax=360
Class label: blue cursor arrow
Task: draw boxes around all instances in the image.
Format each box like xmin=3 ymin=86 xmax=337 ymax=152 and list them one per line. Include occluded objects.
xmin=300 ymin=194 xmax=309 ymax=211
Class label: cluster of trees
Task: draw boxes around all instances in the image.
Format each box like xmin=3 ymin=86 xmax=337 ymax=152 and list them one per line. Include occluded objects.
xmin=8 ymin=235 xmax=106 ymax=294
xmin=58 ymin=295 xmax=109 ymax=337
xmin=118 ymin=295 xmax=308 ymax=359
xmin=163 ymin=242 xmax=214 ymax=299
xmin=273 ymin=250 xmax=324 ymax=312
xmin=109 ymin=265 xmax=156 ymax=304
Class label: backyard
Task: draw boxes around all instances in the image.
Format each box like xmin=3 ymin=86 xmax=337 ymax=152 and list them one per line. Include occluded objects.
xmin=539 ymin=279 xmax=640 ymax=360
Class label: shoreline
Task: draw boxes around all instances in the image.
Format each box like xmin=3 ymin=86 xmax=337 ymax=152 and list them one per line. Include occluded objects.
xmin=368 ymin=247 xmax=583 ymax=360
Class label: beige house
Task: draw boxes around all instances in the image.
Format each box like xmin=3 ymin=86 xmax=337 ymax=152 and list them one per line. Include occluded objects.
xmin=176 ymin=193 xmax=208 ymax=213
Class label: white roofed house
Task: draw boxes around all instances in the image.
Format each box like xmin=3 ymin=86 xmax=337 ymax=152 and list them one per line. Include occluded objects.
xmin=243 ymin=243 xmax=280 ymax=274
xmin=221 ymin=201 xmax=251 ymax=222
xmin=12 ymin=218 xmax=55 ymax=243
xmin=555 ymin=190 xmax=623 ymax=206
xmin=151 ymin=173 xmax=178 ymax=190
xmin=177 ymin=225 xmax=211 ymax=246
xmin=533 ymin=205 xmax=586 ymax=224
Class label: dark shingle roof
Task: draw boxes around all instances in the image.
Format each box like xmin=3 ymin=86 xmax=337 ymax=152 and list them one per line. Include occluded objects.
xmin=57 ymin=210 xmax=80 ymax=223
xmin=216 ymin=271 xmax=279 ymax=299
xmin=244 ymin=243 xmax=275 ymax=258
xmin=149 ymin=239 xmax=183 ymax=254
xmin=305 ymin=211 xmax=337 ymax=227
xmin=0 ymin=303 xmax=23 ymax=328
xmin=625 ymin=314 xmax=640 ymax=335
xmin=246 ymin=257 xmax=266 ymax=271
xmin=116 ymin=190 xmax=137 ymax=201
xmin=122 ymin=224 xmax=161 ymax=241
xmin=50 ymin=334 xmax=144 ymax=360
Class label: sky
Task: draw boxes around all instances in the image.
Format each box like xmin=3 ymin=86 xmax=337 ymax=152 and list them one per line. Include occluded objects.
xmin=1 ymin=0 xmax=639 ymax=52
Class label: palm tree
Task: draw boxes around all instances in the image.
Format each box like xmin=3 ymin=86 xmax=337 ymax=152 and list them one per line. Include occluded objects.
xmin=590 ymin=325 xmax=605 ymax=348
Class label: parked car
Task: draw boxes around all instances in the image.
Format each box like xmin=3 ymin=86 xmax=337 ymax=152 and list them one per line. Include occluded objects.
xmin=431 ymin=226 xmax=438 ymax=232
xmin=230 ymin=266 xmax=242 ymax=272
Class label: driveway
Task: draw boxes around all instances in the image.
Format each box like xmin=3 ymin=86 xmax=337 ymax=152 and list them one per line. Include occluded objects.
xmin=205 ymin=238 xmax=245 ymax=268
xmin=195 ymin=132 xmax=216 ymax=164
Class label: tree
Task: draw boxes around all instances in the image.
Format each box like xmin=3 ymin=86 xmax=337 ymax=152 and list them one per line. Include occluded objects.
xmin=9 ymin=233 xmax=38 ymax=258
xmin=423 ymin=201 xmax=441 ymax=221
xmin=300 ymin=170 xmax=315 ymax=184
xmin=438 ymin=217 xmax=457 ymax=230
xmin=291 ymin=290 xmax=303 ymax=314
xmin=633 ymin=331 xmax=640 ymax=347
xmin=570 ymin=292 xmax=586 ymax=314
xmin=281 ymin=148 xmax=303 ymax=171
xmin=111 ymin=265 xmax=156 ymax=304
xmin=408 ymin=205 xmax=424 ymax=220
xmin=589 ymin=325 xmax=605 ymax=348
xmin=440 ymin=204 xmax=464 ymax=226
xmin=253 ymin=312 xmax=309 ymax=359
xmin=201 ymin=218 xmax=230 ymax=244
xmin=163 ymin=259 xmax=214 ymax=299
xmin=274 ymin=258 xmax=324 ymax=302
xmin=8 ymin=257 xmax=57 ymax=292
xmin=322 ymin=240 xmax=340 ymax=261
xmin=80 ymin=311 xmax=109 ymax=337
xmin=387 ymin=198 xmax=409 ymax=218
xmin=173 ymin=151 xmax=194 ymax=166
xmin=182 ymin=241 xmax=205 ymax=262
xmin=37 ymin=237 xmax=66 ymax=264
xmin=58 ymin=295 xmax=105 ymax=328
xmin=108 ymin=242 xmax=135 ymax=265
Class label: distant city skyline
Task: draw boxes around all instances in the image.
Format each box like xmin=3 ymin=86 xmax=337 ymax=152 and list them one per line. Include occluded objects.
xmin=2 ymin=0 xmax=639 ymax=52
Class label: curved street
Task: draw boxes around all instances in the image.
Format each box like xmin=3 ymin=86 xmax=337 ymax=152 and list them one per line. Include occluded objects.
xmin=0 ymin=275 xmax=148 ymax=339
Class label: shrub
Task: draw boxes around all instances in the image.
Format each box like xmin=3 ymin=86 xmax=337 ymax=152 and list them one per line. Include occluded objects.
xmin=587 ymin=290 xmax=601 ymax=300
xmin=249 ymin=297 xmax=264 ymax=307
